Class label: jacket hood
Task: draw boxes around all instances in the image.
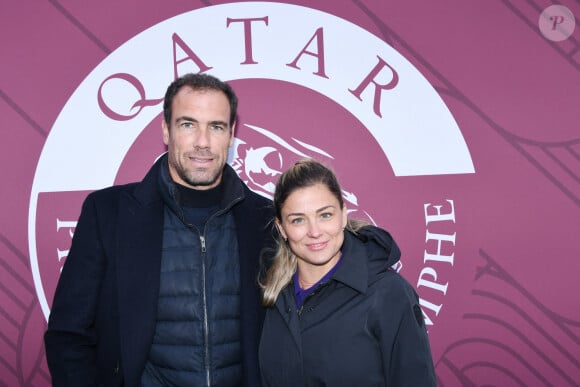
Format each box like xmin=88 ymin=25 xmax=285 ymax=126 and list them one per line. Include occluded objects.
xmin=333 ymin=225 xmax=401 ymax=294
xmin=353 ymin=225 xmax=401 ymax=268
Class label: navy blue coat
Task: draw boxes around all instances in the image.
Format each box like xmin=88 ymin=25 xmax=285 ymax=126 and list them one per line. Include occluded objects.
xmin=44 ymin=154 xmax=274 ymax=387
xmin=259 ymin=226 xmax=436 ymax=386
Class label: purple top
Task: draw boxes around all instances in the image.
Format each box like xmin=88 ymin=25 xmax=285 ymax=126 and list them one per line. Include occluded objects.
xmin=293 ymin=254 xmax=343 ymax=309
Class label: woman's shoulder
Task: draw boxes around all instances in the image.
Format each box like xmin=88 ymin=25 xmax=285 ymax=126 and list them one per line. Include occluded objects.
xmin=370 ymin=268 xmax=420 ymax=310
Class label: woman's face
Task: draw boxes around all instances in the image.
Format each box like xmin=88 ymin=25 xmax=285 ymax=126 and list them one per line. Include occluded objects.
xmin=276 ymin=183 xmax=347 ymax=282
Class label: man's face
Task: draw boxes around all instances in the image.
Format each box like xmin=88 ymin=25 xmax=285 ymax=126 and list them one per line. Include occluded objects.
xmin=163 ymin=87 xmax=235 ymax=190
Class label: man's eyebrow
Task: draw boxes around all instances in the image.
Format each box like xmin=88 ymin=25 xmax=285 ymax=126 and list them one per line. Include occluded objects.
xmin=209 ymin=120 xmax=229 ymax=128
xmin=175 ymin=116 xmax=197 ymax=124
xmin=175 ymin=117 xmax=229 ymax=128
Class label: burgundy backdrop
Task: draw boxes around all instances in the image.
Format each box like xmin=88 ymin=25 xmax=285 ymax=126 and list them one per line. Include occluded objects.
xmin=1 ymin=1 xmax=579 ymax=386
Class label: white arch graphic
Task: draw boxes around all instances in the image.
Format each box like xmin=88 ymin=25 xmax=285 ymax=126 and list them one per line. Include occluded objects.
xmin=29 ymin=2 xmax=474 ymax=319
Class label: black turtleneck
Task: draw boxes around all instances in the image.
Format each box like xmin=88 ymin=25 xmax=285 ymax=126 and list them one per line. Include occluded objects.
xmin=174 ymin=182 xmax=223 ymax=231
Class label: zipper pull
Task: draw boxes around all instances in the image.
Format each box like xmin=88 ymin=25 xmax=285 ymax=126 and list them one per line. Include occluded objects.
xmin=200 ymin=235 xmax=206 ymax=254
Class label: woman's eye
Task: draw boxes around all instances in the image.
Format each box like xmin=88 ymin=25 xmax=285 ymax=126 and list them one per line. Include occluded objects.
xmin=320 ymin=212 xmax=333 ymax=219
xmin=290 ymin=218 xmax=304 ymax=225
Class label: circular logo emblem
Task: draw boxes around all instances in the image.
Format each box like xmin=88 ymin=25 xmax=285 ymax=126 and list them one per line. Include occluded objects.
xmin=539 ymin=5 xmax=575 ymax=42
xmin=29 ymin=2 xmax=474 ymax=357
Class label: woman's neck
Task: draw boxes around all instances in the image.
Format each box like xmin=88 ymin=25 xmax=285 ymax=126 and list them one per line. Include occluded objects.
xmin=296 ymin=252 xmax=342 ymax=290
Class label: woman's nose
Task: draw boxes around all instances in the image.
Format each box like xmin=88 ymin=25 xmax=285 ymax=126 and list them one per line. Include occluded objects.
xmin=307 ymin=220 xmax=322 ymax=237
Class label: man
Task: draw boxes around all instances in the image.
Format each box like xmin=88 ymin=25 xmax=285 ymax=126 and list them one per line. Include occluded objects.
xmin=44 ymin=73 xmax=274 ymax=386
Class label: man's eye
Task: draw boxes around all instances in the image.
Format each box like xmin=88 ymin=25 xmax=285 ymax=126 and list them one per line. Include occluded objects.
xmin=210 ymin=124 xmax=225 ymax=131
xmin=181 ymin=122 xmax=194 ymax=129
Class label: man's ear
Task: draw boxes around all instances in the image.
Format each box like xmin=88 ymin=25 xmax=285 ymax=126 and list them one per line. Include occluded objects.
xmin=228 ymin=121 xmax=236 ymax=147
xmin=162 ymin=119 xmax=170 ymax=146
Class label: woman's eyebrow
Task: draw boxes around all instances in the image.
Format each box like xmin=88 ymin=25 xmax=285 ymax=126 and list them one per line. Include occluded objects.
xmin=286 ymin=205 xmax=335 ymax=218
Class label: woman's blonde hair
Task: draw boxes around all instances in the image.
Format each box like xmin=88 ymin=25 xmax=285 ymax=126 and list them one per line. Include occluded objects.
xmin=260 ymin=159 xmax=366 ymax=307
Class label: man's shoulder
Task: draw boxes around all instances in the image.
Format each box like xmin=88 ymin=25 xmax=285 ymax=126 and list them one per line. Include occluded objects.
xmin=87 ymin=156 xmax=162 ymax=202
xmin=83 ymin=182 xmax=141 ymax=208
xmin=241 ymin=186 xmax=273 ymax=209
xmin=88 ymin=182 xmax=139 ymax=198
xmin=233 ymin=185 xmax=274 ymax=233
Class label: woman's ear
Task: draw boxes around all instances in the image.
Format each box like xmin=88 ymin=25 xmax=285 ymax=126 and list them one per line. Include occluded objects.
xmin=342 ymin=205 xmax=348 ymax=228
xmin=275 ymin=219 xmax=287 ymax=240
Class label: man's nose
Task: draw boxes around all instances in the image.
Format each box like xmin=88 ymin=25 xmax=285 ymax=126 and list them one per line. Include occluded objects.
xmin=195 ymin=127 xmax=211 ymax=148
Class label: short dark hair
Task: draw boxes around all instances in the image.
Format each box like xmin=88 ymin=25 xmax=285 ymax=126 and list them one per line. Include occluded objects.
xmin=163 ymin=73 xmax=238 ymax=127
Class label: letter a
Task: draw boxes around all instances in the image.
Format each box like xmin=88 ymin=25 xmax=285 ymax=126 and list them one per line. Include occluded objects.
xmin=172 ymin=33 xmax=212 ymax=79
xmin=287 ymin=28 xmax=328 ymax=78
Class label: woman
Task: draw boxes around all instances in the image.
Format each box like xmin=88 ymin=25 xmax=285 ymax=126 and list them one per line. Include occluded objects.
xmin=259 ymin=159 xmax=436 ymax=386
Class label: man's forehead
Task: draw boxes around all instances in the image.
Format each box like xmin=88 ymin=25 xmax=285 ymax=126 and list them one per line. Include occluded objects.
xmin=177 ymin=86 xmax=222 ymax=97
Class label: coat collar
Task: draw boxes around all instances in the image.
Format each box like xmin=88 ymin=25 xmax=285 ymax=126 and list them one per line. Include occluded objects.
xmin=330 ymin=230 xmax=370 ymax=294
xmin=138 ymin=152 xmax=246 ymax=213
xmin=329 ymin=226 xmax=401 ymax=294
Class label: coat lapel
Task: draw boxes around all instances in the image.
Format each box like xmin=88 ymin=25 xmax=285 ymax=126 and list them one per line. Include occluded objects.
xmin=275 ymin=288 xmax=303 ymax=355
xmin=116 ymin=187 xmax=164 ymax=385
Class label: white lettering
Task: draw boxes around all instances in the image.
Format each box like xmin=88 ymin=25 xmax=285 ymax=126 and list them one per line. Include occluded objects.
xmin=418 ymin=200 xmax=456 ymax=327
xmin=424 ymin=199 xmax=455 ymax=224
xmin=424 ymin=231 xmax=455 ymax=265
xmin=419 ymin=298 xmax=443 ymax=326
xmin=417 ymin=267 xmax=448 ymax=294
xmin=56 ymin=218 xmax=77 ymax=271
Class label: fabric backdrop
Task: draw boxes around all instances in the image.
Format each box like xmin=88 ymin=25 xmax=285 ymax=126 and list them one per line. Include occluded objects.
xmin=1 ymin=1 xmax=578 ymax=385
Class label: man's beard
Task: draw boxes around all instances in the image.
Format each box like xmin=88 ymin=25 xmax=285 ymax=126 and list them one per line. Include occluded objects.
xmin=177 ymin=164 xmax=221 ymax=188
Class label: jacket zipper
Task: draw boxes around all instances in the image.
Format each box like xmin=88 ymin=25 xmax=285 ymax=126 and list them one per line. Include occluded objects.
xmin=297 ymin=295 xmax=314 ymax=319
xmin=199 ymin=196 xmax=241 ymax=387
xmin=200 ymin=234 xmax=211 ymax=387
xmin=297 ymin=305 xmax=305 ymax=318
xmin=174 ymin=190 xmax=243 ymax=387
xmin=296 ymin=283 xmax=330 ymax=320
